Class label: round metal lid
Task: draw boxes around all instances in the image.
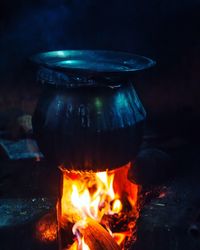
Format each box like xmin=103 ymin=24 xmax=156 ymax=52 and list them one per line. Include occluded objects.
xmin=31 ymin=50 xmax=156 ymax=77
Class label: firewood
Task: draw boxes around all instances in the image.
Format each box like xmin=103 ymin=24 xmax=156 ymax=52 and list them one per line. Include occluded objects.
xmin=73 ymin=218 xmax=120 ymax=250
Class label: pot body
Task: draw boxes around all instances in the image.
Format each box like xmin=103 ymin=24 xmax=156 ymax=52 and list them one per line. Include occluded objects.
xmin=32 ymin=82 xmax=146 ymax=171
xmin=31 ymin=50 xmax=155 ymax=170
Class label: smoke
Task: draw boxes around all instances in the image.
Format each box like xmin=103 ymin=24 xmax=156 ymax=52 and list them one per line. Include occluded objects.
xmin=0 ymin=0 xmax=200 ymax=85
xmin=0 ymin=0 xmax=152 ymax=83
xmin=0 ymin=0 xmax=91 ymax=82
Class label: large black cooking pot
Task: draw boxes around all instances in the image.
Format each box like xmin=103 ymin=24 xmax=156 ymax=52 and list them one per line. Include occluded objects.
xmin=31 ymin=50 xmax=155 ymax=171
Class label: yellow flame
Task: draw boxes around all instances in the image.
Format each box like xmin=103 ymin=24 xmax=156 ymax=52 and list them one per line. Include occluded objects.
xmin=112 ymin=199 xmax=122 ymax=213
xmin=81 ymin=238 xmax=90 ymax=250
xmin=61 ymin=170 xmax=121 ymax=224
xmin=60 ymin=164 xmax=139 ymax=249
xmin=96 ymin=171 xmax=115 ymax=200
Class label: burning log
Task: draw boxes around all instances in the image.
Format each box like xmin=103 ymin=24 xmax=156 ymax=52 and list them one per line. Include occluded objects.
xmin=72 ymin=218 xmax=120 ymax=250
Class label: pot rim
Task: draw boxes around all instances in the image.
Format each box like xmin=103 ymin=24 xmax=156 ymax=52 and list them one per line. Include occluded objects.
xmin=31 ymin=49 xmax=156 ymax=77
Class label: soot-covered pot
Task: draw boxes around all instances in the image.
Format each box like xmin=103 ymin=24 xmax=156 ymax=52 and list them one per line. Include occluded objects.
xmin=31 ymin=50 xmax=155 ymax=170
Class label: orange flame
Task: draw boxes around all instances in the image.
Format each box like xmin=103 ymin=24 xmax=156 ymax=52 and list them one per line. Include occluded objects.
xmin=59 ymin=163 xmax=139 ymax=249
xmin=113 ymin=232 xmax=131 ymax=246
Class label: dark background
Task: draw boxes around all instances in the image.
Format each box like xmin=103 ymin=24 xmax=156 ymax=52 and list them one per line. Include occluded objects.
xmin=0 ymin=0 xmax=200 ymax=137
xmin=0 ymin=0 xmax=200 ymax=78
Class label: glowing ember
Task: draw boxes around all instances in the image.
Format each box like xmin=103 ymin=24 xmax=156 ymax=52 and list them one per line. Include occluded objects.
xmin=59 ymin=163 xmax=139 ymax=249
xmin=158 ymin=191 xmax=167 ymax=198
xmin=36 ymin=213 xmax=57 ymax=243
xmin=113 ymin=232 xmax=131 ymax=246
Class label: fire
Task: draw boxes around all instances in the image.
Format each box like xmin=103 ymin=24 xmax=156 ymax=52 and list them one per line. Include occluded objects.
xmin=81 ymin=238 xmax=90 ymax=250
xmin=113 ymin=232 xmax=131 ymax=246
xmin=72 ymin=220 xmax=90 ymax=250
xmin=112 ymin=199 xmax=123 ymax=213
xmin=59 ymin=163 xmax=139 ymax=249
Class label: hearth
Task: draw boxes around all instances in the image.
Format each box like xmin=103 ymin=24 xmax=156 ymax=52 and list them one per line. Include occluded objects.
xmin=1 ymin=50 xmax=200 ymax=250
xmin=1 ymin=136 xmax=200 ymax=250
xmin=30 ymin=50 xmax=155 ymax=250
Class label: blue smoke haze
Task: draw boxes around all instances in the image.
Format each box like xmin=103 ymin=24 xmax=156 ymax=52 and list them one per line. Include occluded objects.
xmin=0 ymin=0 xmax=200 ymax=83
